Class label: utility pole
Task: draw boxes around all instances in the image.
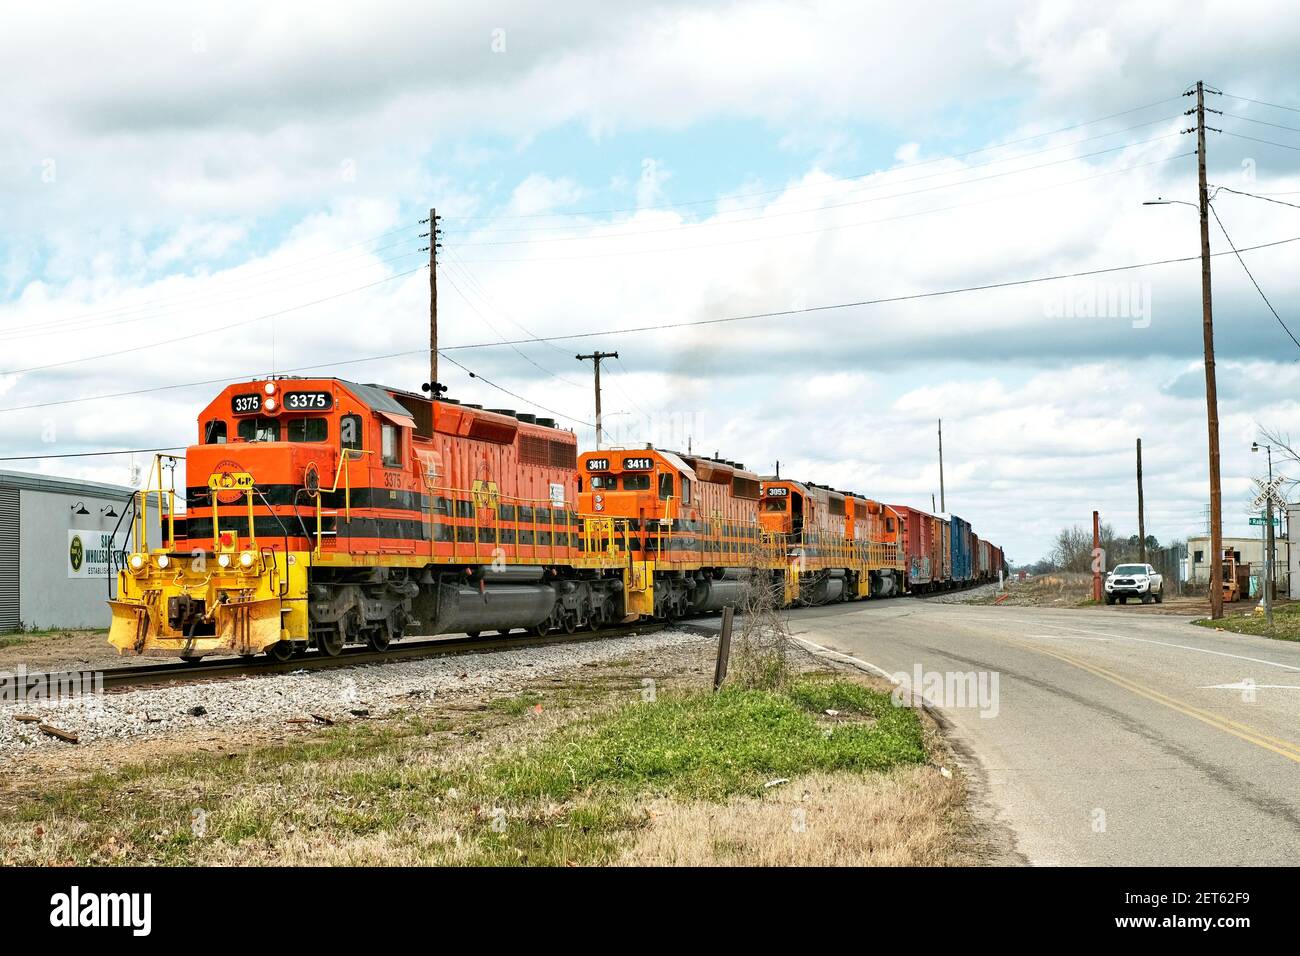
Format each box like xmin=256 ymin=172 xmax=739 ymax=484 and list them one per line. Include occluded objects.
xmin=938 ymin=419 xmax=946 ymax=512
xmin=1189 ymin=80 xmax=1224 ymax=619
xmin=576 ymin=350 xmax=618 ymax=449
xmin=422 ymin=208 xmax=442 ymax=390
xmin=1136 ymin=438 xmax=1146 ymax=563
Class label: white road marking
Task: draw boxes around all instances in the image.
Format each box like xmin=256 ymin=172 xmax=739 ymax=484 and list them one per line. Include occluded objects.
xmin=1202 ymin=681 xmax=1300 ymax=691
xmin=1031 ymin=620 xmax=1300 ymax=673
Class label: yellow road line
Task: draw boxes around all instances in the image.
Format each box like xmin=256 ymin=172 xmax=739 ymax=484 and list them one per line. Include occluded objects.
xmin=913 ymin=611 xmax=1300 ymax=766
xmin=1027 ymin=643 xmax=1300 ymax=765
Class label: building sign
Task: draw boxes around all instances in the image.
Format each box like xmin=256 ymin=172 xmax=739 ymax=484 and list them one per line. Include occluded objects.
xmin=68 ymin=528 xmax=128 ymax=579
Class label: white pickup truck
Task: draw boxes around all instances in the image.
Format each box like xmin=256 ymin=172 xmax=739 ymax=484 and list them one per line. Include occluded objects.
xmin=1104 ymin=563 xmax=1164 ymax=604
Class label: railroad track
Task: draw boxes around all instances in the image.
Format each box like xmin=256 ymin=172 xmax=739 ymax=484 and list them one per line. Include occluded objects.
xmin=76 ymin=623 xmax=671 ymax=693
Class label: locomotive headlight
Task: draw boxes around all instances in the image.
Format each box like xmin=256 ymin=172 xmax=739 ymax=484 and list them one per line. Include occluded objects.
xmin=217 ymin=553 xmax=232 ymax=569
xmin=239 ymin=551 xmax=256 ymax=569
xmin=264 ymin=397 xmax=277 ymax=412
xmin=156 ymin=554 xmax=170 ymax=569
xmin=264 ymin=381 xmax=277 ymax=395
xmin=128 ymin=553 xmax=146 ymax=571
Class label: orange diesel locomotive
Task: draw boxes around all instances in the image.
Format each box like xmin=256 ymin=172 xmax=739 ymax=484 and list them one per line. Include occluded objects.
xmin=576 ymin=448 xmax=778 ymax=619
xmin=110 ymin=378 xmax=628 ymax=660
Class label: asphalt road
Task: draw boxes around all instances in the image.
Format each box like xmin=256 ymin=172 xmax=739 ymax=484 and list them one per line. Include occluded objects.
xmin=782 ymin=598 xmax=1300 ymax=866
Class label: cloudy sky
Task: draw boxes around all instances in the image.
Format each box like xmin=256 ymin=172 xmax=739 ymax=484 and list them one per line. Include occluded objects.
xmin=4 ymin=0 xmax=1300 ymax=563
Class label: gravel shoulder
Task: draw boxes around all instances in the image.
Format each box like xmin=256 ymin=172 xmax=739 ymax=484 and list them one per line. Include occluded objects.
xmin=0 ymin=630 xmax=711 ymax=755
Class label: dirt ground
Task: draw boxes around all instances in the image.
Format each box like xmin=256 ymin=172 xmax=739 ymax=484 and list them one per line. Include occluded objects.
xmin=0 ymin=630 xmax=125 ymax=672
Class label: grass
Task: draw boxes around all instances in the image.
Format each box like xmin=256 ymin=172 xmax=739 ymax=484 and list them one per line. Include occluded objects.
xmin=0 ymin=675 xmax=937 ymax=867
xmin=1192 ymin=600 xmax=1300 ymax=642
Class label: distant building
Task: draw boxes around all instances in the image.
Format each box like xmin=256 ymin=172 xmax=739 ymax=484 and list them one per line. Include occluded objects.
xmin=1186 ymin=533 xmax=1289 ymax=595
xmin=0 ymin=470 xmax=138 ymax=632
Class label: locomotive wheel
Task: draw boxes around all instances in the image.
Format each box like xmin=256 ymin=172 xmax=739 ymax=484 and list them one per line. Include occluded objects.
xmin=562 ymin=613 xmax=578 ymax=635
xmin=266 ymin=641 xmax=295 ymax=662
xmin=180 ymin=655 xmax=203 ymax=666
xmin=466 ymin=631 xmax=481 ymax=639
xmin=319 ymin=628 xmax=345 ymax=657
xmin=368 ymin=628 xmax=391 ymax=652
xmin=531 ymin=623 xmax=549 ymax=637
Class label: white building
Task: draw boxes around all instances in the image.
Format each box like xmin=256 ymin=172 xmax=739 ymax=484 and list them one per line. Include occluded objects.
xmin=0 ymin=470 xmax=138 ymax=632
xmin=1186 ymin=533 xmax=1288 ymax=594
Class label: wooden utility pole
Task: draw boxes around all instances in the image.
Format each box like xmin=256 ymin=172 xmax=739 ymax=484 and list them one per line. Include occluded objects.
xmin=938 ymin=419 xmax=946 ymax=512
xmin=426 ymin=207 xmax=441 ymax=390
xmin=1192 ymin=81 xmax=1224 ymax=620
xmin=1136 ymin=438 xmax=1146 ymax=563
xmin=576 ymin=350 xmax=618 ymax=448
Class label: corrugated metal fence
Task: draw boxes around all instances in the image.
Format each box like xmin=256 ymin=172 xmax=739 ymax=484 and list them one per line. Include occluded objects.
xmin=1149 ymin=545 xmax=1183 ymax=595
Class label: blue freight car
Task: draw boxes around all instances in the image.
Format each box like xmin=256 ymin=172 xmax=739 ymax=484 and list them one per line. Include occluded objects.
xmin=948 ymin=514 xmax=972 ymax=582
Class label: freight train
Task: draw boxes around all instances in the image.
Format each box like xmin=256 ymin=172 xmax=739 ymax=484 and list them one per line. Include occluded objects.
xmin=107 ymin=377 xmax=1004 ymax=660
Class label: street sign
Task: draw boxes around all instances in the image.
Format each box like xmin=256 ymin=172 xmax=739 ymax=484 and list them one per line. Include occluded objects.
xmin=1249 ymin=516 xmax=1282 ymax=526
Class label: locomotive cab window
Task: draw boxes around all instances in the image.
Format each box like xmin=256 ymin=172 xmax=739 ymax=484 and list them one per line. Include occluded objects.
xmin=762 ymin=496 xmax=788 ymax=511
xmin=203 ymin=420 xmax=227 ymax=444
xmin=621 ymin=474 xmax=650 ymax=491
xmin=658 ymin=473 xmax=674 ymax=500
xmin=381 ymin=422 xmax=402 ymax=466
xmin=680 ymin=475 xmax=691 ymax=505
xmin=589 ymin=474 xmax=617 ymax=489
xmin=237 ymin=417 xmax=280 ymax=442
xmin=287 ymin=417 xmax=328 ymax=443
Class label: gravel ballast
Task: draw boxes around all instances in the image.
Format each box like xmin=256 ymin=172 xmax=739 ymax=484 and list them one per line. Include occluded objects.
xmin=915 ymin=583 xmax=1005 ymax=604
xmin=0 ymin=630 xmax=711 ymax=752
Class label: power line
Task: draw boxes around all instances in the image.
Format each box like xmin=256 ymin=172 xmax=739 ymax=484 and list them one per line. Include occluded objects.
xmin=441 ymin=95 xmax=1185 ymax=222
xmin=1221 ymin=112 xmax=1300 ymax=135
xmin=1214 ymin=185 xmax=1300 ymax=211
xmin=454 ymin=152 xmax=1192 ymax=263
xmin=1220 ymin=130 xmax=1300 ymax=152
xmin=0 ymin=246 xmax=426 ymax=344
xmin=436 ymin=262 xmax=586 ymax=389
xmin=439 ymin=352 xmax=594 ymax=427
xmin=1207 ymin=205 xmax=1300 ymax=350
xmin=7 ymin=231 xmax=1299 ymax=420
xmin=453 ymin=134 xmax=1184 ymax=247
xmin=442 ymin=231 xmax=1300 ymax=347
xmin=1 ymin=224 xmax=423 ymax=333
xmin=0 ymin=265 xmax=426 ymax=378
xmin=442 ymin=247 xmax=574 ymax=359
xmin=1220 ymin=92 xmax=1300 ymax=115
xmin=447 ymin=115 xmax=1183 ymax=238
xmin=0 ymin=446 xmax=187 ymax=462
